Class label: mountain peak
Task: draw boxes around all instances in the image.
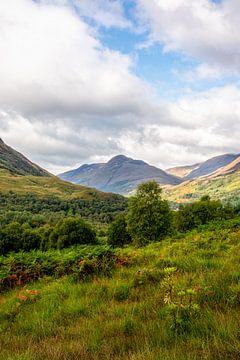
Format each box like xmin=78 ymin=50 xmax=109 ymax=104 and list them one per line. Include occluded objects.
xmin=59 ymin=154 xmax=182 ymax=194
xmin=107 ymin=155 xmax=130 ymax=164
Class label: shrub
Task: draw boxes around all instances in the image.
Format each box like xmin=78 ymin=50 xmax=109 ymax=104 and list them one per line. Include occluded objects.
xmin=108 ymin=214 xmax=131 ymax=248
xmin=176 ymin=196 xmax=234 ymax=231
xmin=21 ymin=228 xmax=42 ymax=252
xmin=49 ymin=217 xmax=97 ymax=249
xmin=0 ymin=245 xmax=116 ymax=292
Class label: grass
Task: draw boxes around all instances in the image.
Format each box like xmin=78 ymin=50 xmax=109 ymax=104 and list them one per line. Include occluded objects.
xmin=0 ymin=221 xmax=240 ymax=359
xmin=0 ymin=169 xmax=120 ymax=200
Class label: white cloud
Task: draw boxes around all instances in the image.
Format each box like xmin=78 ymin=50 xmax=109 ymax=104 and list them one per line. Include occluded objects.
xmin=1 ymin=84 xmax=240 ymax=173
xmin=115 ymin=85 xmax=240 ymax=168
xmin=0 ymin=0 xmax=155 ymax=120
xmin=136 ymin=0 xmax=240 ymax=76
xmin=0 ymin=0 xmax=240 ymax=174
xmin=72 ymin=0 xmax=131 ymax=29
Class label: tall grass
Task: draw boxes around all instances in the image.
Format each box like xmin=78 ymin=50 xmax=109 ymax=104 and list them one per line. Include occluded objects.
xmin=0 ymin=221 xmax=240 ymax=359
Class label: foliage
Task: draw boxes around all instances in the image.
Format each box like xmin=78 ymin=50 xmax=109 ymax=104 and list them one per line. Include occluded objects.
xmin=50 ymin=217 xmax=97 ymax=249
xmin=0 ymin=191 xmax=127 ymax=223
xmin=0 ymin=245 xmax=116 ymax=292
xmin=0 ymin=217 xmax=98 ymax=255
xmin=1 ymin=218 xmax=240 ymax=359
xmin=176 ymin=195 xmax=234 ymax=231
xmin=162 ymin=268 xmax=200 ymax=334
xmin=127 ymin=181 xmax=172 ymax=245
xmin=107 ymin=214 xmax=131 ymax=248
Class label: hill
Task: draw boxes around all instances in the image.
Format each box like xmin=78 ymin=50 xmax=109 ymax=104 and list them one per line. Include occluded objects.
xmin=0 ymin=168 xmax=123 ymax=201
xmin=59 ymin=155 xmax=182 ymax=194
xmin=168 ymin=153 xmax=240 ymax=180
xmin=164 ymin=153 xmax=240 ymax=205
xmin=0 ymin=138 xmax=50 ymax=176
xmin=164 ymin=169 xmax=240 ymax=205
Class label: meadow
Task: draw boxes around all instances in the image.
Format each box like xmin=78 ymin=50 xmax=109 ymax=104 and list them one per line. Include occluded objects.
xmin=1 ymin=218 xmax=240 ymax=360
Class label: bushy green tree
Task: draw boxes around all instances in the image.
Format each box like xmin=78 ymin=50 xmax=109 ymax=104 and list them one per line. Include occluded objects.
xmin=0 ymin=222 xmax=23 ymax=254
xmin=127 ymin=181 xmax=172 ymax=246
xmin=108 ymin=214 xmax=131 ymax=248
xmin=49 ymin=217 xmax=97 ymax=249
xmin=176 ymin=195 xmax=234 ymax=231
xmin=21 ymin=228 xmax=42 ymax=252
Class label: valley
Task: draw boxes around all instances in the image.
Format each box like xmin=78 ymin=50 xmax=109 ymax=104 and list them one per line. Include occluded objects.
xmin=0 ymin=138 xmax=240 ymax=360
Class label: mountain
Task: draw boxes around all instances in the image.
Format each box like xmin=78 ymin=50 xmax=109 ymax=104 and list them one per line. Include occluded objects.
xmin=167 ymin=163 xmax=200 ymax=178
xmin=183 ymin=154 xmax=240 ymax=180
xmin=208 ymin=155 xmax=240 ymax=177
xmin=0 ymin=139 xmax=123 ymax=201
xmin=59 ymin=155 xmax=182 ymax=194
xmin=164 ymin=153 xmax=240 ymax=205
xmin=0 ymin=138 xmax=50 ymax=176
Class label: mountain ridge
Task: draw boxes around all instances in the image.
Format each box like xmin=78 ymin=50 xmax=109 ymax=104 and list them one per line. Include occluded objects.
xmin=59 ymin=152 xmax=240 ymax=198
xmin=59 ymin=154 xmax=182 ymax=194
xmin=185 ymin=153 xmax=240 ymax=180
xmin=0 ymin=138 xmax=50 ymax=177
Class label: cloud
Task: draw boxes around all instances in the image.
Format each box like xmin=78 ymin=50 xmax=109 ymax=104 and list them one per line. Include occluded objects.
xmin=72 ymin=0 xmax=131 ymax=29
xmin=1 ymin=84 xmax=240 ymax=173
xmin=0 ymin=0 xmax=239 ymax=174
xmin=136 ymin=0 xmax=240 ymax=76
xmin=0 ymin=0 xmax=154 ymax=119
xmin=116 ymin=85 xmax=240 ymax=168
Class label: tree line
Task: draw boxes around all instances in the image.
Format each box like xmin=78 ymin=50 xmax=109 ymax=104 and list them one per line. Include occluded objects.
xmin=0 ymin=192 xmax=128 ymax=223
xmin=0 ymin=181 xmax=237 ymax=255
xmin=108 ymin=181 xmax=235 ymax=247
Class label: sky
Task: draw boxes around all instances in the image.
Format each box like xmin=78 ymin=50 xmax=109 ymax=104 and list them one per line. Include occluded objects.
xmin=0 ymin=0 xmax=240 ymax=173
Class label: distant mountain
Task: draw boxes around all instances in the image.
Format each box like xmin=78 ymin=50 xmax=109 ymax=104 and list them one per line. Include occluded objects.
xmin=164 ymin=153 xmax=240 ymax=205
xmin=166 ymin=153 xmax=240 ymax=180
xmin=59 ymin=155 xmax=182 ymax=194
xmin=185 ymin=153 xmax=240 ymax=180
xmin=209 ymin=155 xmax=240 ymax=177
xmin=0 ymin=138 xmax=50 ymax=177
xmin=167 ymin=163 xmax=200 ymax=178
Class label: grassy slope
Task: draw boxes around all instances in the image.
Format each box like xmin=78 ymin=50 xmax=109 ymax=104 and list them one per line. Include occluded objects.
xmin=164 ymin=171 xmax=240 ymax=204
xmin=1 ymin=220 xmax=240 ymax=360
xmin=0 ymin=169 xmax=120 ymax=200
xmin=0 ymin=139 xmax=50 ymax=177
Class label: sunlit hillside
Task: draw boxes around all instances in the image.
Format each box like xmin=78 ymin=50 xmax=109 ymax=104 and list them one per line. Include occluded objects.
xmin=164 ymin=171 xmax=240 ymax=205
xmin=0 ymin=169 xmax=121 ymax=201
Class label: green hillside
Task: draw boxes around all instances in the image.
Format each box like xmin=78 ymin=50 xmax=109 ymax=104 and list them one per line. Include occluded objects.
xmin=164 ymin=171 xmax=240 ymax=205
xmin=1 ymin=218 xmax=240 ymax=360
xmin=0 ymin=139 xmax=50 ymax=177
xmin=0 ymin=169 xmax=120 ymax=200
